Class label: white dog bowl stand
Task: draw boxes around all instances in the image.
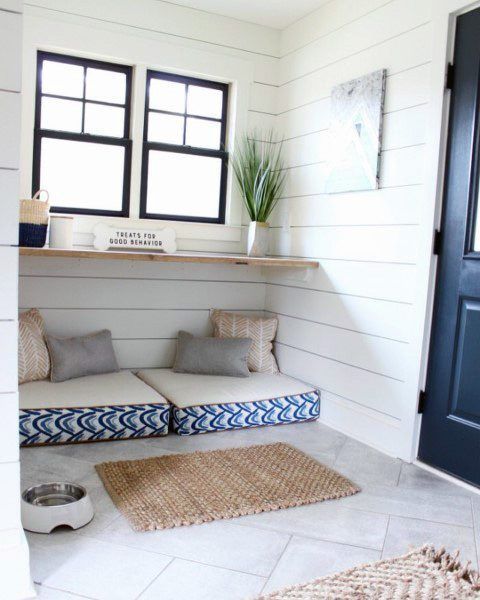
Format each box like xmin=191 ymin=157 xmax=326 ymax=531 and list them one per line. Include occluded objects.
xmin=22 ymin=482 xmax=94 ymax=534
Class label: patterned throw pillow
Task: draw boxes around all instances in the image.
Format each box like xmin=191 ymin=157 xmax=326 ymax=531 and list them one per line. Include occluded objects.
xmin=18 ymin=309 xmax=51 ymax=384
xmin=210 ymin=309 xmax=279 ymax=374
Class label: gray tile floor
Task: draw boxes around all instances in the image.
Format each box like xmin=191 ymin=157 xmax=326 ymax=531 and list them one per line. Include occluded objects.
xmin=21 ymin=421 xmax=480 ymax=600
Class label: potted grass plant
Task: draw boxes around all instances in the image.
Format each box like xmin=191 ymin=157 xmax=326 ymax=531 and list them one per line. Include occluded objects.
xmin=231 ymin=131 xmax=286 ymax=257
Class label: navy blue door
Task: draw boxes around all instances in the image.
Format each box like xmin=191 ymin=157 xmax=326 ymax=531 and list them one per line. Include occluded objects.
xmin=418 ymin=8 xmax=480 ymax=487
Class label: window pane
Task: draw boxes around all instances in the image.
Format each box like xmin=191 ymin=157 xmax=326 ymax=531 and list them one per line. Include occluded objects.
xmin=146 ymin=150 xmax=221 ymax=219
xmin=149 ymin=79 xmax=185 ymax=112
xmin=187 ymin=85 xmax=223 ymax=118
xmin=84 ymin=103 xmax=125 ymax=137
xmin=42 ymin=60 xmax=84 ymax=98
xmin=41 ymin=97 xmax=82 ymax=132
xmin=148 ymin=113 xmax=184 ymax=144
xmin=186 ymin=117 xmax=221 ymax=149
xmin=86 ymin=68 xmax=126 ymax=104
xmin=40 ymin=138 xmax=125 ymax=212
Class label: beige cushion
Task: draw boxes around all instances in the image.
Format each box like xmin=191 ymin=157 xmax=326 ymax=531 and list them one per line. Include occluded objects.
xmin=18 ymin=309 xmax=51 ymax=384
xmin=19 ymin=370 xmax=168 ymax=410
xmin=211 ymin=309 xmax=279 ymax=373
xmin=137 ymin=368 xmax=315 ymax=409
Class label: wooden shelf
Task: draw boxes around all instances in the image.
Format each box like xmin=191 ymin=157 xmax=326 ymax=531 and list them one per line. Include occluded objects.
xmin=19 ymin=247 xmax=319 ymax=269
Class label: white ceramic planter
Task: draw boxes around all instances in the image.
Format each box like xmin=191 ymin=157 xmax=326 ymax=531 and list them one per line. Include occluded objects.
xmin=247 ymin=221 xmax=269 ymax=257
xmin=49 ymin=215 xmax=74 ymax=249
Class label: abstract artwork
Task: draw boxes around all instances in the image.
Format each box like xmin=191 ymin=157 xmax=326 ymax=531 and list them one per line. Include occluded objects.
xmin=325 ymin=69 xmax=386 ymax=193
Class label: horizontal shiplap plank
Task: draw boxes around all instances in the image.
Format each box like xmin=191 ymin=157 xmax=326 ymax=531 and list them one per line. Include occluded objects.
xmin=0 ymin=462 xmax=21 ymax=530
xmin=249 ymin=82 xmax=277 ymax=114
xmin=27 ymin=0 xmax=279 ymax=58
xmin=0 ymin=1 xmax=22 ymax=11
xmin=382 ymin=104 xmax=427 ymax=151
xmin=275 ymin=313 xmax=408 ymax=380
xmin=269 ymin=224 xmax=419 ymax=264
xmin=281 ymin=145 xmax=425 ymax=198
xmin=25 ymin=308 xmax=262 ymax=339
xmin=267 ymin=260 xmax=416 ymax=304
xmin=277 ymin=63 xmax=429 ymax=142
xmin=0 ymin=11 xmax=22 ymax=92
xmin=0 ymin=248 xmax=18 ymax=320
xmin=278 ymin=26 xmax=431 ymax=113
xmin=0 ymin=91 xmax=21 ymax=169
xmin=281 ymin=0 xmax=408 ymax=56
xmin=31 ymin=308 xmax=213 ymax=339
xmin=320 ymin=389 xmax=402 ymax=458
xmin=113 ymin=339 xmax=175 ymax=369
xmin=273 ymin=342 xmax=406 ymax=420
xmin=0 ymin=170 xmax=19 ymax=245
xmin=0 ymin=393 xmax=19 ymax=463
xmin=19 ymin=277 xmax=266 ymax=310
xmin=19 ymin=257 xmax=266 ymax=283
xmin=281 ymin=105 xmax=427 ymax=169
xmin=269 ymin=186 xmax=423 ymax=228
xmin=0 ymin=321 xmax=17 ymax=392
xmin=266 ymin=284 xmax=412 ymax=342
xmin=248 ymin=110 xmax=276 ymax=132
xmin=279 ymin=0 xmax=431 ymax=85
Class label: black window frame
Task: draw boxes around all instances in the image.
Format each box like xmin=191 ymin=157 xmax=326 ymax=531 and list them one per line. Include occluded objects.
xmin=140 ymin=70 xmax=229 ymax=224
xmin=32 ymin=51 xmax=133 ymax=217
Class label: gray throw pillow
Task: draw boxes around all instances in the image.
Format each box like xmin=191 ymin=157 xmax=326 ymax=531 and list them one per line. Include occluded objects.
xmin=173 ymin=330 xmax=251 ymax=377
xmin=47 ymin=329 xmax=120 ymax=383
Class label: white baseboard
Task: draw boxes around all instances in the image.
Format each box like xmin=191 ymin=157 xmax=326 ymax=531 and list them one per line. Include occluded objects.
xmin=414 ymin=460 xmax=480 ymax=496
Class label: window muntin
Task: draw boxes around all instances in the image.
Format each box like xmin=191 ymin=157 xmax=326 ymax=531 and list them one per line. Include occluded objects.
xmin=140 ymin=70 xmax=229 ymax=223
xmin=33 ymin=52 xmax=132 ymax=216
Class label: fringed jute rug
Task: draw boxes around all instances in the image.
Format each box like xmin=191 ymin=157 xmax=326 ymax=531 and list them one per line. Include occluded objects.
xmin=256 ymin=546 xmax=480 ymax=600
xmin=95 ymin=442 xmax=359 ymax=531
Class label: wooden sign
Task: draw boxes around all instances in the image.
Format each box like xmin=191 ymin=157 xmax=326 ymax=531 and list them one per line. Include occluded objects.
xmin=93 ymin=223 xmax=177 ymax=253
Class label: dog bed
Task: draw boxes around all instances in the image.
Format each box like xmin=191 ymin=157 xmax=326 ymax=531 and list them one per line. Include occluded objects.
xmin=137 ymin=369 xmax=320 ymax=435
xmin=19 ymin=371 xmax=170 ymax=446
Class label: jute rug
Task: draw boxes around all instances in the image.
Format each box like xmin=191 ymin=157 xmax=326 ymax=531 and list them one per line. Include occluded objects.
xmin=256 ymin=545 xmax=480 ymax=600
xmin=95 ymin=442 xmax=359 ymax=531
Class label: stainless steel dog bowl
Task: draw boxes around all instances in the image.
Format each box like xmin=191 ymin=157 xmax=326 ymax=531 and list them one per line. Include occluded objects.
xmin=22 ymin=482 xmax=94 ymax=533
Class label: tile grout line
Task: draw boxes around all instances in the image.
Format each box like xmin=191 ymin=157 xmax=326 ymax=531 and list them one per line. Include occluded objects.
xmin=258 ymin=534 xmax=293 ymax=595
xmin=470 ymin=498 xmax=479 ymax=570
xmin=380 ymin=515 xmax=391 ymax=559
xmin=34 ymin=582 xmax=95 ymax=599
xmin=232 ymin=520 xmax=383 ymax=553
xmin=134 ymin=556 xmax=176 ymax=600
xmin=395 ymin=463 xmax=404 ymax=487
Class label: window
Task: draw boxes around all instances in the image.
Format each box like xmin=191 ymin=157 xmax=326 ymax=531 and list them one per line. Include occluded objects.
xmin=140 ymin=70 xmax=229 ymax=223
xmin=33 ymin=52 xmax=132 ymax=216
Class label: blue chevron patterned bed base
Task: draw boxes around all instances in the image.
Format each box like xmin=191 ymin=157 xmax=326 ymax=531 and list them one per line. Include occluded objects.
xmin=172 ymin=390 xmax=320 ymax=436
xmin=20 ymin=403 xmax=170 ymax=446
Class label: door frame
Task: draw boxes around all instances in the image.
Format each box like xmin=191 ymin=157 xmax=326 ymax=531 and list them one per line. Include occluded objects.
xmin=413 ymin=0 xmax=480 ymax=461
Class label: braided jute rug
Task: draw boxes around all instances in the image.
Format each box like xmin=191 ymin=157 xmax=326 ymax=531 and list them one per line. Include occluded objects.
xmin=95 ymin=442 xmax=359 ymax=531
xmin=255 ymin=545 xmax=480 ymax=600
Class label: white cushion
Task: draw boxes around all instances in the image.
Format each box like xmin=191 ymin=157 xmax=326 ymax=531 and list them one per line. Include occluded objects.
xmin=19 ymin=371 xmax=168 ymax=410
xmin=136 ymin=368 xmax=316 ymax=409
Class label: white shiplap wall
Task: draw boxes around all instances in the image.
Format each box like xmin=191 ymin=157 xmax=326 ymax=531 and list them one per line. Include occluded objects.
xmin=266 ymin=0 xmax=435 ymax=460
xmin=16 ymin=0 xmax=443 ymax=465
xmin=19 ymin=258 xmax=267 ymax=369
xmin=19 ymin=0 xmax=280 ymax=251
xmin=18 ymin=0 xmax=277 ymax=375
xmin=0 ymin=1 xmax=35 ymax=598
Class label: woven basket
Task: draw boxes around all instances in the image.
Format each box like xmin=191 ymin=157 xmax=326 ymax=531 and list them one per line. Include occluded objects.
xmin=19 ymin=190 xmax=50 ymax=248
